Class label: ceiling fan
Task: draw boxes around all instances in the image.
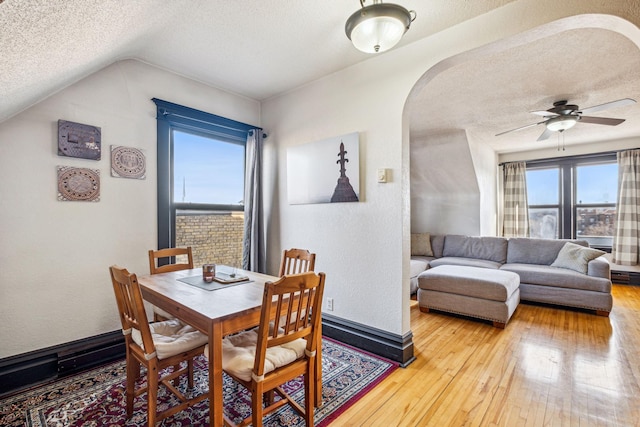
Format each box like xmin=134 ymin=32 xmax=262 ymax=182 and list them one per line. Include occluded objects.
xmin=496 ymin=98 xmax=637 ymax=141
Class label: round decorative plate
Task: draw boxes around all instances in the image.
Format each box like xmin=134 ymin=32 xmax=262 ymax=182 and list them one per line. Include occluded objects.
xmin=58 ymin=167 xmax=100 ymax=202
xmin=111 ymin=146 xmax=146 ymax=179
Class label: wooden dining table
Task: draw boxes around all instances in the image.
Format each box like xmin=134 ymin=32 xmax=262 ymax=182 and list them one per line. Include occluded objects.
xmin=137 ymin=266 xmax=322 ymax=427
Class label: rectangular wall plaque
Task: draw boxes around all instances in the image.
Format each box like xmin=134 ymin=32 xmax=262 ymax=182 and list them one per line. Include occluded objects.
xmin=58 ymin=120 xmax=101 ymax=160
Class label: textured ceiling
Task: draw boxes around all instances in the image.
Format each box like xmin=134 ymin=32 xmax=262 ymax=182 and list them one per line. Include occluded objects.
xmin=410 ymin=27 xmax=640 ymax=153
xmin=1 ymin=1 xmax=639 ymax=154
xmin=0 ymin=0 xmax=515 ymax=123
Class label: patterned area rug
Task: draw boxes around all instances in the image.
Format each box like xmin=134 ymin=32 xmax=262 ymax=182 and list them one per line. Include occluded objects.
xmin=1 ymin=338 xmax=396 ymax=426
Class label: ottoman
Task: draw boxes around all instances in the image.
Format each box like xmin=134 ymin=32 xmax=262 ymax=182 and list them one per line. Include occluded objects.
xmin=417 ymin=265 xmax=520 ymax=328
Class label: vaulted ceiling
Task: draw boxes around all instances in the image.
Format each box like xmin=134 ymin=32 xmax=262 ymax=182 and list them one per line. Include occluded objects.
xmin=2 ymin=0 xmax=639 ymax=154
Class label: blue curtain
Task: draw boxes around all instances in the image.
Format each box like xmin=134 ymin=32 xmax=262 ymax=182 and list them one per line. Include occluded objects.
xmin=242 ymin=130 xmax=266 ymax=272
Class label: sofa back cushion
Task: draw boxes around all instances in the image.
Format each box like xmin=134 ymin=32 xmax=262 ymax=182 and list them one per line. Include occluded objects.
xmin=442 ymin=235 xmax=508 ymax=264
xmin=506 ymin=238 xmax=589 ymax=265
xmin=430 ymin=234 xmax=446 ymax=258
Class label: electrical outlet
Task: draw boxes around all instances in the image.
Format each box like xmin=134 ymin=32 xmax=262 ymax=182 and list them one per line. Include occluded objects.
xmin=326 ymin=297 xmax=334 ymax=311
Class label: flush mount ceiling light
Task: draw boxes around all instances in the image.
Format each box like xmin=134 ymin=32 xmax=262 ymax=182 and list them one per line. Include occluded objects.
xmin=345 ymin=0 xmax=416 ymax=54
xmin=545 ymin=115 xmax=579 ymax=132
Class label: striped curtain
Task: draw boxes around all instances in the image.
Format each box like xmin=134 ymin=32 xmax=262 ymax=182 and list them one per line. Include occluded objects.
xmin=502 ymin=162 xmax=530 ymax=238
xmin=612 ymin=149 xmax=640 ymax=265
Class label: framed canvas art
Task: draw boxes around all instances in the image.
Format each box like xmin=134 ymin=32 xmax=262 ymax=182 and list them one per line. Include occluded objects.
xmin=57 ymin=166 xmax=100 ymax=202
xmin=111 ymin=145 xmax=146 ymax=179
xmin=287 ymin=132 xmax=360 ymax=205
xmin=57 ymin=120 xmax=101 ymax=160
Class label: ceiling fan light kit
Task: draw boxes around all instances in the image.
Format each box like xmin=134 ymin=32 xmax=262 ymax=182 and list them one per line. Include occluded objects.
xmin=545 ymin=115 xmax=578 ymax=132
xmin=496 ymin=98 xmax=636 ymax=142
xmin=345 ymin=0 xmax=416 ymax=53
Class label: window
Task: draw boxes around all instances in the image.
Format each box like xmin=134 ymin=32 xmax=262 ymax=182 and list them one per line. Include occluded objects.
xmin=575 ymin=163 xmax=617 ymax=248
xmin=153 ymin=98 xmax=260 ymax=267
xmin=526 ymin=168 xmax=560 ymax=239
xmin=173 ymin=130 xmax=245 ymax=205
xmin=525 ymin=153 xmax=617 ymax=249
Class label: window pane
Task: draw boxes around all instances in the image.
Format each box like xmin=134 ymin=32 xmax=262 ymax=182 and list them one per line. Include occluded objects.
xmin=576 ymin=207 xmax=615 ymax=247
xmin=176 ymin=211 xmax=244 ymax=268
xmin=173 ymin=130 xmax=245 ymax=205
xmin=529 ymin=208 xmax=559 ymax=239
xmin=576 ymin=163 xmax=617 ymax=204
xmin=526 ymin=168 xmax=559 ymax=206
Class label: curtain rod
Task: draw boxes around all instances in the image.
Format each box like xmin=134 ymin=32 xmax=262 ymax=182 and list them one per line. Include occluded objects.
xmin=498 ymin=149 xmax=631 ymax=167
xmin=152 ymin=97 xmax=267 ymax=138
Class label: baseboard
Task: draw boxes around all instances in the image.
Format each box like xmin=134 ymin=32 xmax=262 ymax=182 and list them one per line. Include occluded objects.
xmin=611 ymin=269 xmax=640 ymax=286
xmin=0 ymin=316 xmax=415 ymax=397
xmin=0 ymin=330 xmax=125 ymax=397
xmin=321 ymin=314 xmax=415 ymax=367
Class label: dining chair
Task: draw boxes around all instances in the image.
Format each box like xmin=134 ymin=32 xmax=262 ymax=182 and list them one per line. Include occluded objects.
xmin=278 ymin=248 xmax=321 ymax=408
xmin=206 ymin=271 xmax=326 ymax=427
xmin=109 ymin=265 xmax=208 ymax=426
xmin=148 ymin=247 xmax=194 ymax=321
xmin=279 ymin=248 xmax=316 ymax=276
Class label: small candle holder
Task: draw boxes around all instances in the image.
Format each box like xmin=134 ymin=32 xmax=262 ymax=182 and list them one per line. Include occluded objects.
xmin=203 ymin=264 xmax=216 ymax=282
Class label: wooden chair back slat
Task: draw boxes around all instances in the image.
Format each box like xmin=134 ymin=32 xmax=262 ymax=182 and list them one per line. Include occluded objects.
xmin=279 ymin=248 xmax=316 ymax=276
xmin=148 ymin=247 xmax=194 ymax=275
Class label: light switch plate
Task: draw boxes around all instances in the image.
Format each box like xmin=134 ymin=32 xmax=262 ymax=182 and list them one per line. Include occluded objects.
xmin=377 ymin=168 xmax=388 ymax=183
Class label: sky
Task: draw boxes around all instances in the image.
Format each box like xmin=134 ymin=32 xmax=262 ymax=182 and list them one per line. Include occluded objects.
xmin=527 ymin=163 xmax=617 ymax=205
xmin=173 ymin=130 xmax=245 ymax=205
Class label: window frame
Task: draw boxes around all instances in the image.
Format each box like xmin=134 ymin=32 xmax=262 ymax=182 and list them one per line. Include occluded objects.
xmin=525 ymin=151 xmax=617 ymax=250
xmin=152 ymin=98 xmax=259 ymax=252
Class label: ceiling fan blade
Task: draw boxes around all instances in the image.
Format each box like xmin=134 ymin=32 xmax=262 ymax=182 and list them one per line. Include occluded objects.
xmin=530 ymin=110 xmax=558 ymax=117
xmin=537 ymin=127 xmax=553 ymax=141
xmin=578 ymin=116 xmax=625 ymax=126
xmin=495 ymin=121 xmax=545 ymax=136
xmin=580 ymin=98 xmax=636 ymax=115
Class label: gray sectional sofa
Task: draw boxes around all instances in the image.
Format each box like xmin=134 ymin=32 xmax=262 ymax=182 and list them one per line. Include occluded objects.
xmin=411 ymin=234 xmax=612 ymax=317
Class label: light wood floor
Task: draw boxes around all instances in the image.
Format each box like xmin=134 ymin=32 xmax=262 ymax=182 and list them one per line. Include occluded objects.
xmin=333 ymin=284 xmax=640 ymax=426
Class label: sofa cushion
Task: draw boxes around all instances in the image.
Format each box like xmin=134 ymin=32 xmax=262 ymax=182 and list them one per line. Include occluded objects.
xmin=430 ymin=257 xmax=502 ymax=269
xmin=411 ymin=233 xmax=433 ymax=256
xmin=587 ymin=256 xmax=611 ymax=279
xmin=410 ymin=257 xmax=430 ymax=278
xmin=506 ymin=238 xmax=588 ymax=265
xmin=410 ymin=257 xmax=431 ymax=294
xmin=430 ymin=234 xmax=446 ymax=258
xmin=500 ymin=263 xmax=611 ymax=293
xmin=442 ymin=235 xmax=508 ymax=264
xmin=550 ymin=242 xmax=605 ymax=274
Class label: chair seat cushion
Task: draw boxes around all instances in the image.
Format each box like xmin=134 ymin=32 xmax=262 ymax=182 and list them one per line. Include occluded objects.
xmin=132 ymin=319 xmax=207 ymax=360
xmin=218 ymin=328 xmax=307 ymax=382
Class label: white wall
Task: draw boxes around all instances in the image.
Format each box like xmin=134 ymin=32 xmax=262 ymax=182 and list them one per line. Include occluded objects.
xmin=410 ymin=130 xmax=482 ymax=236
xmin=468 ymin=134 xmax=499 ymax=236
xmin=0 ymin=59 xmax=260 ymax=358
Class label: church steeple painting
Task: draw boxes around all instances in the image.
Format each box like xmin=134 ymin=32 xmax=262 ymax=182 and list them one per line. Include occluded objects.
xmin=331 ymin=141 xmax=359 ymax=203
xmin=286 ymin=132 xmax=360 ymax=205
